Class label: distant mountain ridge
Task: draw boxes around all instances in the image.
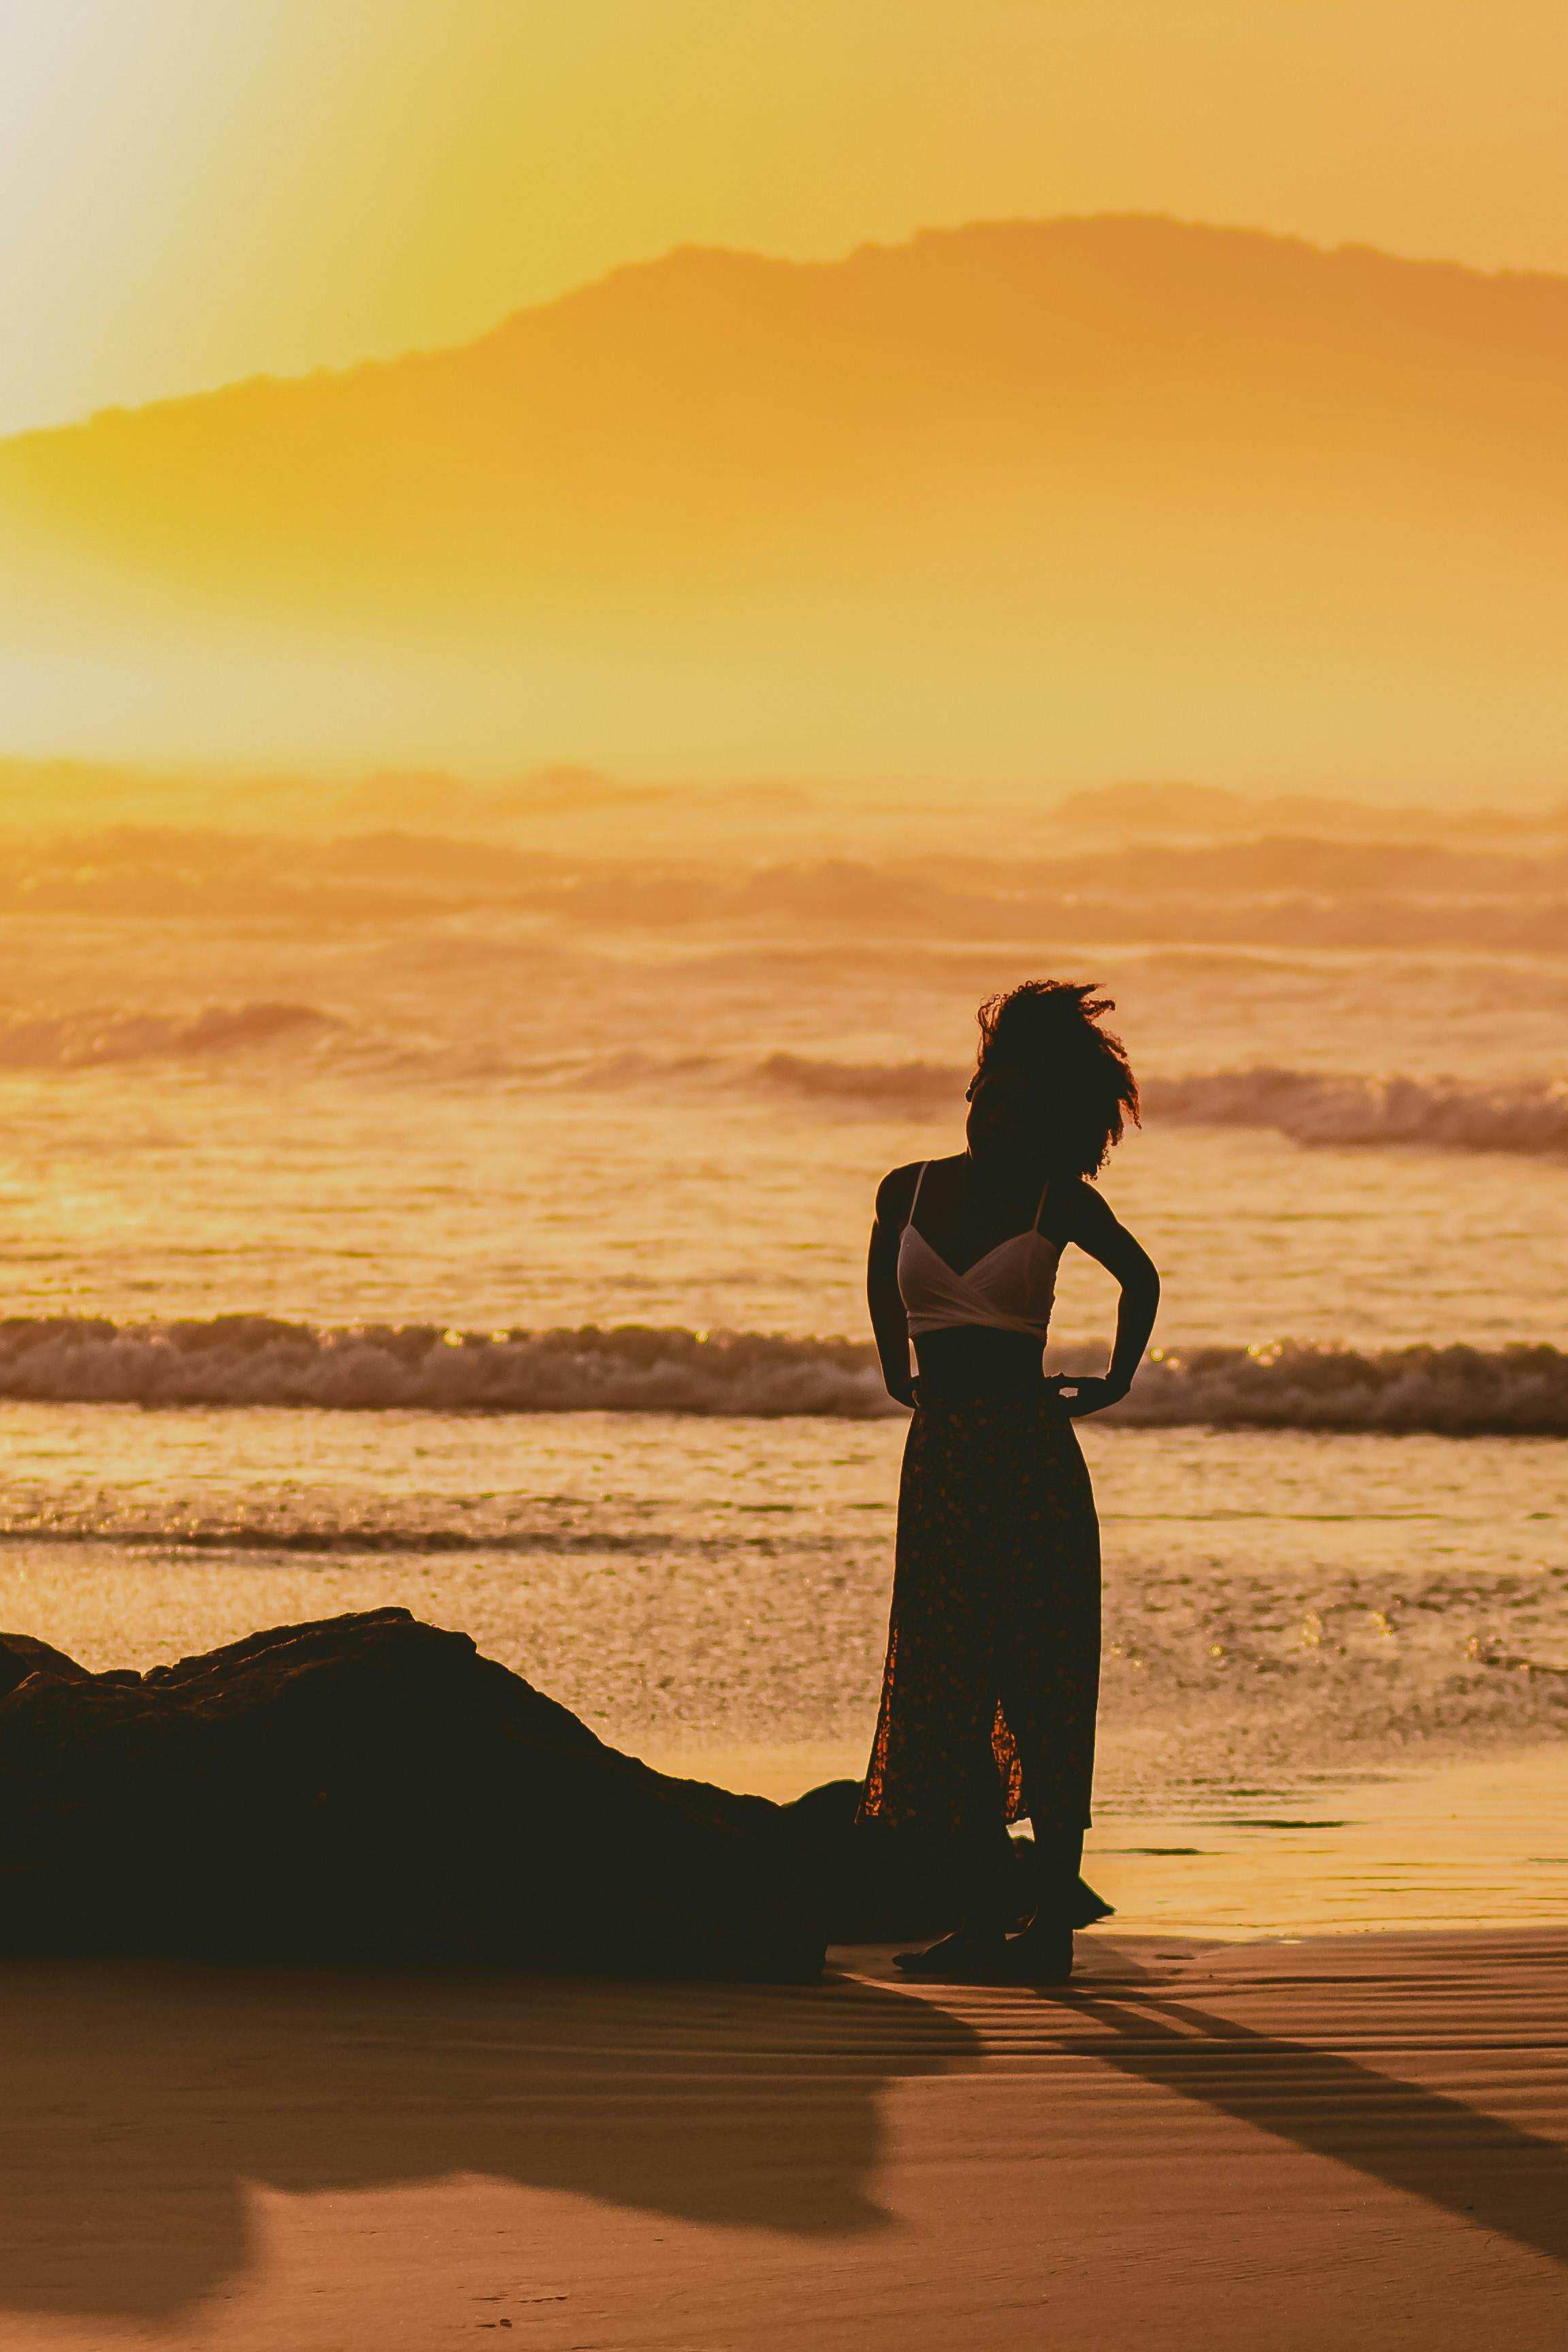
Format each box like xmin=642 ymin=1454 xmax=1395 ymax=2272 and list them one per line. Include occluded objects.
xmin=3 ymin=215 xmax=1567 ymax=781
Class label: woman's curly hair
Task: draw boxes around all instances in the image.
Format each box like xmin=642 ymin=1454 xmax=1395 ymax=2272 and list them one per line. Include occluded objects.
xmin=974 ymin=979 xmax=1140 ymax=1177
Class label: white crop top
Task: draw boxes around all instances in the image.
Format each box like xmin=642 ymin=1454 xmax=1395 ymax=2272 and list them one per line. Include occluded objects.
xmin=897 ymin=1162 xmax=1062 ymax=1339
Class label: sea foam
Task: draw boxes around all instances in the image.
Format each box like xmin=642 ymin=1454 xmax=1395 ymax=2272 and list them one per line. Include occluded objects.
xmin=1141 ymin=1068 xmax=1568 ymax=1158
xmin=0 ymin=1317 xmax=1565 ymax=1431
xmin=0 ymin=1003 xmax=333 ymax=1068
xmin=755 ymin=1054 xmax=1568 ymax=1158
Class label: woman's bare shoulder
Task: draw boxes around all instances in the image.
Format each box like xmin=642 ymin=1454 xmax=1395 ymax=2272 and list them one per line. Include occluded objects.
xmin=875 ymin=1162 xmax=923 ymax=1222
xmin=1049 ymin=1177 xmax=1157 ymax=1277
xmin=875 ymin=1154 xmax=961 ymax=1222
xmin=1046 ymin=1174 xmax=1120 ymax=1237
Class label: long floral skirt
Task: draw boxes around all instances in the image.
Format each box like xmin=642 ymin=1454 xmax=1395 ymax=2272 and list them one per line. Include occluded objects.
xmin=859 ymin=1394 xmax=1101 ymax=1836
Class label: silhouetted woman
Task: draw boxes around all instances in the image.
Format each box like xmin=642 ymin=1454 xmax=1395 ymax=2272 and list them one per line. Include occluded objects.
xmin=861 ymin=981 xmax=1159 ymax=1982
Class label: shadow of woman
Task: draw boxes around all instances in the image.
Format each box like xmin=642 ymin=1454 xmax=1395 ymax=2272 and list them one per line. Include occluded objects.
xmin=1039 ymin=1980 xmax=1568 ymax=2267
xmin=0 ymin=1958 xmax=983 ymax=2325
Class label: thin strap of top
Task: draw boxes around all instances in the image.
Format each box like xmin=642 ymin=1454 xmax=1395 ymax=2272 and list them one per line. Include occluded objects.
xmin=906 ymin=1162 xmax=1049 ymax=1232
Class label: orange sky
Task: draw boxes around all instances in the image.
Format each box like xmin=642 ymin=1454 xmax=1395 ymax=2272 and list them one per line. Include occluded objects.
xmin=4 ymin=0 xmax=1568 ymax=436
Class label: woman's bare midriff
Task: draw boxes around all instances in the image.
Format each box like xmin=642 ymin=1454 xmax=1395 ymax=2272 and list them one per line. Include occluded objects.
xmin=912 ymin=1324 xmax=1052 ymax=1402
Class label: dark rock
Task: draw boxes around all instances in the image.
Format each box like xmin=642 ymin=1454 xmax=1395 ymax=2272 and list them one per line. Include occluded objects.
xmin=0 ymin=1610 xmax=824 ymax=1981
xmin=0 ymin=1612 xmax=1112 ymax=1974
xmin=0 ymin=1631 xmax=93 ymax=1695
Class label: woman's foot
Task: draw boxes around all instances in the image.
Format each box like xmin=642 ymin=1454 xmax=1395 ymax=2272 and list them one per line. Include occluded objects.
xmin=1070 ymin=1876 xmax=1115 ymax=1929
xmin=894 ymin=1927 xmax=1011 ymax=1981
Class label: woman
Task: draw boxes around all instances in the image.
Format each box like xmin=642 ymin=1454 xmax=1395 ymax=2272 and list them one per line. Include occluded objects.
xmin=861 ymin=979 xmax=1160 ymax=1983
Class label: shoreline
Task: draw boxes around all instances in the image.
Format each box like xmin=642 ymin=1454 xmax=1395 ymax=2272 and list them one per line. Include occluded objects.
xmin=645 ymin=1738 xmax=1568 ymax=1942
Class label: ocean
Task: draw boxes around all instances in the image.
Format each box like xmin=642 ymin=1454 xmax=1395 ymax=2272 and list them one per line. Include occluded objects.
xmin=2 ymin=796 xmax=1566 ymax=1935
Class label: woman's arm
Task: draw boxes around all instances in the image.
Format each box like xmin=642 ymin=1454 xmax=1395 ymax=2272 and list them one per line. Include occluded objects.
xmin=867 ymin=1166 xmax=921 ymax=1406
xmin=1049 ymin=1181 xmax=1160 ymax=1418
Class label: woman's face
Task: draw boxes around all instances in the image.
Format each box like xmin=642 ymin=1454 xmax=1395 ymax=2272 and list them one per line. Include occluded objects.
xmin=964 ymin=1062 xmax=1054 ymax=1175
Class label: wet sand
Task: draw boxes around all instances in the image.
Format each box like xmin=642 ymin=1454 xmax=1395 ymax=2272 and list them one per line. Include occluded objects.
xmin=646 ymin=1740 xmax=1568 ymax=1939
xmin=5 ymin=1926 xmax=1566 ymax=2350
xmin=1082 ymin=1742 xmax=1568 ymax=1938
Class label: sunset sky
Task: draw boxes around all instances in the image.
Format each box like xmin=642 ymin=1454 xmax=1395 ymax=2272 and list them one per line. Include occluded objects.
xmin=5 ymin=0 xmax=1568 ymax=435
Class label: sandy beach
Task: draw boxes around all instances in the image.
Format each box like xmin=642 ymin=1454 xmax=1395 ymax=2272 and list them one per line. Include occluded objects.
xmin=5 ymin=1923 xmax=1565 ymax=2351
xmin=9 ymin=7 xmax=1568 ymax=2344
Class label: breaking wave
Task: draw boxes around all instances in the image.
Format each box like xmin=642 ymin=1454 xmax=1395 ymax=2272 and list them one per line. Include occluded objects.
xmin=1114 ymin=1342 xmax=1568 ymax=1435
xmin=753 ymin=1051 xmax=960 ymax=1113
xmin=745 ymin=1055 xmax=1568 ymax=1156
xmin=1142 ymin=1069 xmax=1568 ymax=1158
xmin=0 ymin=1318 xmax=1566 ymax=1431
xmin=0 ymin=1318 xmax=891 ymax=1416
xmin=10 ymin=1019 xmax=1565 ymax=1166
xmin=0 ymin=1002 xmax=335 ymax=1068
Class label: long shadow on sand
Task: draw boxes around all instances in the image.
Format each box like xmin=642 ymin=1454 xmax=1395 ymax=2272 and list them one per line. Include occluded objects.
xmin=12 ymin=1952 xmax=1568 ymax=2326
xmin=0 ymin=1958 xmax=981 ymax=2325
xmin=1044 ymin=1974 xmax=1568 ymax=2268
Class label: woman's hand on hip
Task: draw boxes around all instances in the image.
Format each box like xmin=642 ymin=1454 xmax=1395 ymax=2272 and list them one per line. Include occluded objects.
xmin=1047 ymin=1374 xmax=1128 ymax=1418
